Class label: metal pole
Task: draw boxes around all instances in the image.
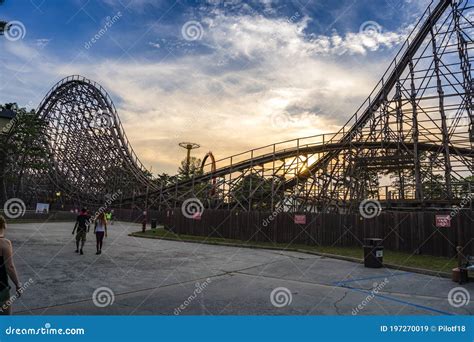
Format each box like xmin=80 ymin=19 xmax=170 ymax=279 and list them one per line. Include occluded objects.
xmin=430 ymin=26 xmax=452 ymax=199
xmin=409 ymin=60 xmax=424 ymax=200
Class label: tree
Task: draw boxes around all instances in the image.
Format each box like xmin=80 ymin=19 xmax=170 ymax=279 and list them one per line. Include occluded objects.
xmin=390 ymin=169 xmax=415 ymax=200
xmin=422 ymin=174 xmax=445 ymax=200
xmin=142 ymin=169 xmax=153 ymax=180
xmin=177 ymin=156 xmax=202 ymax=181
xmin=0 ymin=21 xmax=6 ymax=35
xmin=154 ymin=173 xmax=179 ymax=188
xmin=0 ymin=104 xmax=50 ymax=202
xmin=230 ymin=173 xmax=284 ymax=211
xmin=460 ymin=176 xmax=474 ymax=197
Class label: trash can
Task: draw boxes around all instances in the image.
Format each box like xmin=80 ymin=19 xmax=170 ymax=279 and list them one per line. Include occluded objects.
xmin=363 ymin=238 xmax=383 ymax=268
xmin=151 ymin=219 xmax=157 ymax=229
xmin=452 ymin=267 xmax=468 ymax=284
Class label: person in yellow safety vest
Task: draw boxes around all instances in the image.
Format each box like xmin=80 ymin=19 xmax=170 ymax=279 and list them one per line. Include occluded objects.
xmin=105 ymin=212 xmax=112 ymax=225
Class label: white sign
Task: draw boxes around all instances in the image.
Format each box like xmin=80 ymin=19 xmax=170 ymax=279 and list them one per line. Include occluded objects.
xmin=35 ymin=203 xmax=50 ymax=214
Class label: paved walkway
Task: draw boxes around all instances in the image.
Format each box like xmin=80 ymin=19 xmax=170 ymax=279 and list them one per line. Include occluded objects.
xmin=6 ymin=221 xmax=474 ymax=315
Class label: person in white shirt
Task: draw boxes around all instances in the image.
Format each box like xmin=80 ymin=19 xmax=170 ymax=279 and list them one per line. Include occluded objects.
xmin=93 ymin=212 xmax=108 ymax=255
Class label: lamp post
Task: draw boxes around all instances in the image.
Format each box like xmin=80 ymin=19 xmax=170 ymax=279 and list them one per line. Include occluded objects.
xmin=179 ymin=142 xmax=200 ymax=177
xmin=55 ymin=191 xmax=61 ymax=211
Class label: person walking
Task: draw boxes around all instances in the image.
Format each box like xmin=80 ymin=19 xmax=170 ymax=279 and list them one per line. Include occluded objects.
xmin=94 ymin=212 xmax=107 ymax=255
xmin=72 ymin=208 xmax=90 ymax=255
xmin=0 ymin=215 xmax=21 ymax=315
xmin=105 ymin=211 xmax=113 ymax=225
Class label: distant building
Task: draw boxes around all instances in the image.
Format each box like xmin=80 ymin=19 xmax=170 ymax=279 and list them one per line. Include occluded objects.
xmin=0 ymin=106 xmax=17 ymax=134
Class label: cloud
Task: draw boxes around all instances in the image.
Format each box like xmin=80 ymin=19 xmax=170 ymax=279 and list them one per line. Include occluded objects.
xmin=309 ymin=27 xmax=407 ymax=56
xmin=204 ymin=12 xmax=407 ymax=58
xmin=148 ymin=41 xmax=160 ymax=48
xmin=101 ymin=0 xmax=164 ymax=12
xmin=0 ymin=7 xmax=410 ymax=175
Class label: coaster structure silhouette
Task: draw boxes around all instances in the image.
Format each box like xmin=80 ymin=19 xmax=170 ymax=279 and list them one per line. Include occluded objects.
xmin=10 ymin=0 xmax=474 ymax=212
xmin=24 ymin=76 xmax=160 ymax=205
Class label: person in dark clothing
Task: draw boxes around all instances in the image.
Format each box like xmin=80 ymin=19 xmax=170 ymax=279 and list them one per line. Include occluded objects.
xmin=72 ymin=208 xmax=91 ymax=255
xmin=0 ymin=215 xmax=21 ymax=315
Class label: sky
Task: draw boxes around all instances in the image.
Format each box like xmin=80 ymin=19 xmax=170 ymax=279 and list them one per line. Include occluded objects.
xmin=0 ymin=0 xmax=432 ymax=175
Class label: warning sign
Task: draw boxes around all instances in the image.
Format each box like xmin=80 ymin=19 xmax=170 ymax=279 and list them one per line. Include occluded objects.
xmin=435 ymin=215 xmax=451 ymax=228
xmin=294 ymin=215 xmax=306 ymax=225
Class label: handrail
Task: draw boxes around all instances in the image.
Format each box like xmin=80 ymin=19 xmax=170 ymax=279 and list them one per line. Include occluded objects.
xmin=197 ymin=120 xmax=472 ymax=176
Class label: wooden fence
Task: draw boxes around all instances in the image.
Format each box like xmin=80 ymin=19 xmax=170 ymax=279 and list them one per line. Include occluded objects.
xmin=7 ymin=207 xmax=471 ymax=257
xmin=159 ymin=208 xmax=474 ymax=258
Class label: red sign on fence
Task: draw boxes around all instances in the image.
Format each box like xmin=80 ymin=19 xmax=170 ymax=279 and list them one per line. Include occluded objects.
xmin=435 ymin=215 xmax=451 ymax=228
xmin=193 ymin=212 xmax=202 ymax=220
xmin=294 ymin=214 xmax=306 ymax=225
